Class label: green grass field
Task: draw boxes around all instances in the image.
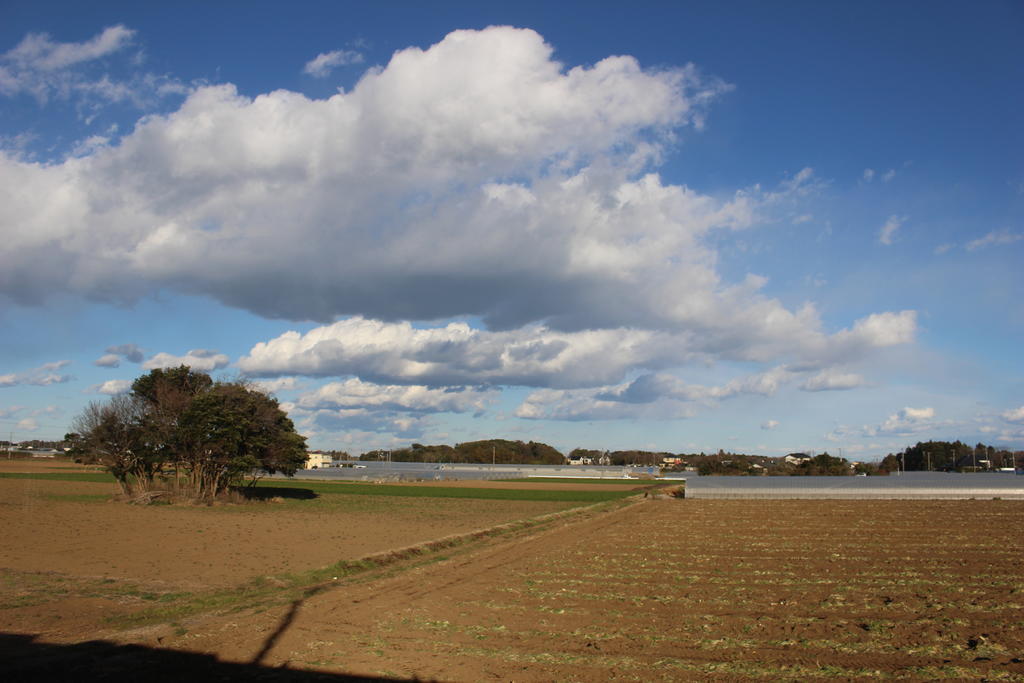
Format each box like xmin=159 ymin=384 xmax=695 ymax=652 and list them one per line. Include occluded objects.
xmin=0 ymin=471 xmax=115 ymax=483
xmin=500 ymin=477 xmax=665 ymax=486
xmin=0 ymin=471 xmax=640 ymax=503
xmin=256 ymin=478 xmax=638 ymax=503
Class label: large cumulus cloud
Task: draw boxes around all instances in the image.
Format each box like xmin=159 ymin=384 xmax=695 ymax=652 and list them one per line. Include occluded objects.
xmin=0 ymin=26 xmax=732 ymax=328
xmin=238 ymin=310 xmax=915 ymax=391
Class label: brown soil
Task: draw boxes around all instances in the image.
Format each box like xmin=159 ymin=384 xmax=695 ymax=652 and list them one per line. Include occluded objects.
xmin=119 ymin=499 xmax=1024 ymax=681
xmin=0 ymin=482 xmax=573 ymax=590
xmin=4 ymin=468 xmax=1024 ymax=681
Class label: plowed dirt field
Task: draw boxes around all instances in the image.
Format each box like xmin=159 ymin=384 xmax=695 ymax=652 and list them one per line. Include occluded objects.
xmin=3 ymin=461 xmax=1023 ymax=681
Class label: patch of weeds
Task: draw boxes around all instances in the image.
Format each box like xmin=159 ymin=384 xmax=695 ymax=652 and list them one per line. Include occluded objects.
xmin=254 ymin=478 xmax=640 ymax=503
xmin=42 ymin=493 xmax=108 ymax=503
xmin=860 ymin=619 xmax=892 ymax=634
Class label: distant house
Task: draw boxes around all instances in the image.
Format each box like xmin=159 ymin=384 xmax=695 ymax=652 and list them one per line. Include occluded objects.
xmin=784 ymin=453 xmax=811 ymax=466
xmin=305 ymin=452 xmax=332 ymax=469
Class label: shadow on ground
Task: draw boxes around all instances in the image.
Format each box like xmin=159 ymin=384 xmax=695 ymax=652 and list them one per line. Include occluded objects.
xmin=0 ymin=632 xmax=410 ymax=682
xmin=235 ymin=486 xmax=319 ymax=501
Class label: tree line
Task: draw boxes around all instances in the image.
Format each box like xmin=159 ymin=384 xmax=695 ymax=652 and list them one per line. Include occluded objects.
xmin=362 ymin=439 xmax=564 ymax=465
xmin=877 ymin=441 xmax=1020 ymax=473
xmin=350 ymin=441 xmax=1020 ymax=475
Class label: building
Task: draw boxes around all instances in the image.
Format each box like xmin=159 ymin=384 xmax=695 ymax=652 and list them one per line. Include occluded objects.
xmin=305 ymin=452 xmax=333 ymax=469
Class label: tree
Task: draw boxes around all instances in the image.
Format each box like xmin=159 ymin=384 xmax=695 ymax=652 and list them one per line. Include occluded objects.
xmin=69 ymin=367 xmax=307 ymax=502
xmin=176 ymin=383 xmax=307 ymax=499
xmin=795 ymin=452 xmax=851 ymax=476
xmin=67 ymin=395 xmax=157 ymax=496
xmin=131 ymin=365 xmax=213 ymax=486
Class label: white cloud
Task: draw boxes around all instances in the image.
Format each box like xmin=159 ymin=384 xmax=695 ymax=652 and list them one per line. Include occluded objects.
xmin=105 ymin=343 xmax=144 ymax=363
xmin=288 ymin=402 xmax=435 ymax=439
xmin=142 ymin=349 xmax=229 ymax=372
xmin=0 ymin=360 xmax=73 ymax=387
xmin=828 ymin=311 xmax=916 ymax=352
xmin=514 ymin=385 xmax=696 ymax=421
xmin=0 ymin=27 xmax=919 ymax=436
xmin=240 ymin=318 xmax=683 ymax=389
xmin=902 ymin=406 xmax=934 ymax=420
xmin=878 ymin=215 xmax=906 ymax=245
xmin=873 ymin=406 xmax=936 ymax=435
xmin=17 ymin=418 xmax=39 ymax=432
xmin=0 ymin=25 xmax=184 ymax=113
xmin=600 ymin=367 xmax=791 ymax=404
xmin=761 ymin=419 xmax=779 ymax=430
xmin=0 ymin=26 xmax=739 ymax=331
xmin=966 ymin=229 xmax=1023 ymax=251
xmin=303 ymin=49 xmax=364 ymax=77
xmin=253 ymin=377 xmax=302 ymax=394
xmin=800 ymin=370 xmax=866 ymax=392
xmin=934 ymin=243 xmax=954 ymax=255
xmin=90 ymin=379 xmax=132 ymax=395
xmin=297 ymin=378 xmax=495 ymax=415
xmin=862 ymin=168 xmax=895 ymax=183
xmin=516 ymin=366 xmax=795 ymax=421
xmin=240 ymin=310 xmax=913 ymax=392
xmin=95 ymin=344 xmax=144 ymax=367
xmin=4 ymin=25 xmax=134 ymax=72
xmin=1002 ymin=406 xmax=1024 ymax=423
xmin=71 ymin=134 xmax=113 ymax=157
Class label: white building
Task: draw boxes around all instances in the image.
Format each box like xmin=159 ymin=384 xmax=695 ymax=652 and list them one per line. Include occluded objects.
xmin=305 ymin=452 xmax=333 ymax=469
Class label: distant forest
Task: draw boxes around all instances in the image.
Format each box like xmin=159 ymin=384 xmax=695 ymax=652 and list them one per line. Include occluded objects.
xmin=877 ymin=440 xmax=1019 ymax=472
xmin=357 ymin=439 xmax=564 ymax=465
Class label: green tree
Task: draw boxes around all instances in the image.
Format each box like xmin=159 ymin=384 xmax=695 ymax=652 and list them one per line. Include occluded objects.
xmin=176 ymin=383 xmax=307 ymax=499
xmin=878 ymin=454 xmax=900 ymax=473
xmin=131 ymin=365 xmax=214 ymax=481
xmin=69 ymin=367 xmax=307 ymax=502
xmin=795 ymin=452 xmax=851 ymax=476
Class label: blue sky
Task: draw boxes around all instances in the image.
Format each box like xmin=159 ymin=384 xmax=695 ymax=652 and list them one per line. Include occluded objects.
xmin=1 ymin=1 xmax=1021 ymax=458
